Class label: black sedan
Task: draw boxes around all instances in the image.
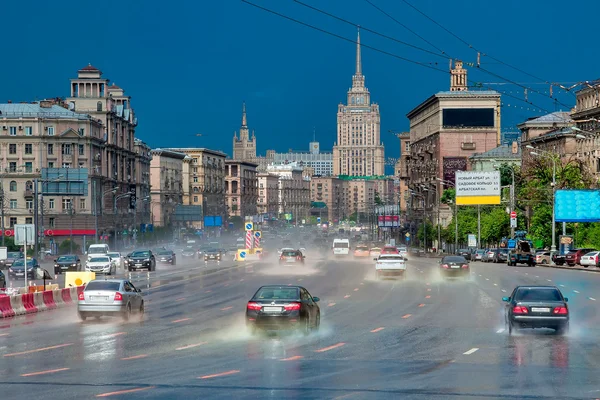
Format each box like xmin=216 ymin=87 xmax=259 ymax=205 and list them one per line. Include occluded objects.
xmin=279 ymin=249 xmax=305 ymax=265
xmin=503 ymin=286 xmax=569 ymax=334
xmin=246 ymin=285 xmax=320 ymax=334
xmin=54 ymin=254 xmax=81 ymax=274
xmin=204 ymin=248 xmax=223 ymax=263
xmin=439 ymin=255 xmax=470 ymax=277
xmin=1 ymin=251 xmax=23 ymax=269
xmin=157 ymin=249 xmax=177 ymax=265
xmin=181 ymin=248 xmax=196 ymax=258
xmin=456 ymin=249 xmax=472 ymax=261
xmin=8 ymin=258 xmax=42 ymax=279
xmin=126 ymin=250 xmax=156 ymax=271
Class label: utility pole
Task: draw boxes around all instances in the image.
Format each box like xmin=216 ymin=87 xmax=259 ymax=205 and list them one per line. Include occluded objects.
xmin=454 ymin=201 xmax=458 ymax=253
xmin=33 ymin=178 xmax=38 ymax=257
xmin=510 ymin=167 xmax=515 ymax=239
xmin=477 ymin=205 xmax=481 ymax=249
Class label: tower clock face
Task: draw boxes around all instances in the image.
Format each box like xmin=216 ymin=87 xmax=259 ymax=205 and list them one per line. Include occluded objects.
xmin=313 ymin=144 xmax=318 ymax=149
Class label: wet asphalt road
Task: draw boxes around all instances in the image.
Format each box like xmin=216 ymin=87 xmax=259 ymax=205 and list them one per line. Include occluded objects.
xmin=1 ymin=254 xmax=600 ymax=399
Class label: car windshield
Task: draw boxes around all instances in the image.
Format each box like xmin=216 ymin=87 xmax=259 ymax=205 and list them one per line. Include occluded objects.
xmin=206 ymin=248 xmax=219 ymax=253
xmin=379 ymin=255 xmax=404 ymax=261
xmin=85 ymin=281 xmax=121 ymax=291
xmin=499 ymin=249 xmax=509 ymax=254
xmin=8 ymin=252 xmax=22 ymax=258
xmin=254 ymin=287 xmax=300 ymax=300
xmin=158 ymin=250 xmax=172 ymax=255
xmin=282 ymin=251 xmax=298 ymax=257
xmin=334 ymin=242 xmax=349 ymax=248
xmin=356 ymin=246 xmax=368 ymax=251
xmin=57 ymin=256 xmax=76 ymax=262
xmin=515 ymin=288 xmax=562 ymax=302
xmin=12 ymin=260 xmax=26 ymax=267
xmin=442 ymin=256 xmax=467 ymax=263
xmin=131 ymin=251 xmax=150 ymax=257
xmin=90 ymin=257 xmax=110 ymax=263
xmin=107 ymin=253 xmax=120 ymax=258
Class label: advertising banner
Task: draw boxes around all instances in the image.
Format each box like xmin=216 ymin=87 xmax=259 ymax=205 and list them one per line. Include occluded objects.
xmin=555 ymin=190 xmax=600 ymax=222
xmin=377 ymin=215 xmax=400 ymax=227
xmin=443 ymin=157 xmax=468 ymax=185
xmin=455 ymin=171 xmax=501 ymax=205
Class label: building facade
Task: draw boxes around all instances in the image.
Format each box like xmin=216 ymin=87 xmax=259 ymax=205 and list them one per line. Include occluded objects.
xmin=149 ymin=149 xmax=185 ymax=227
xmin=266 ymin=163 xmax=311 ymax=222
xmin=571 ymin=84 xmax=600 ymax=179
xmin=257 ymin=173 xmax=279 ymax=218
xmin=394 ymin=132 xmax=411 ymax=212
xmin=310 ymin=177 xmax=346 ymax=222
xmin=469 ymin=144 xmax=522 ymax=172
xmin=166 ymin=148 xmax=227 ymax=228
xmin=232 ymin=102 xmax=257 ymax=162
xmin=406 ymin=61 xmax=501 ymax=200
xmin=333 ymin=30 xmax=385 ymax=176
xmin=225 ymin=160 xmax=258 ymax=219
xmin=273 ymin=141 xmax=333 ymax=176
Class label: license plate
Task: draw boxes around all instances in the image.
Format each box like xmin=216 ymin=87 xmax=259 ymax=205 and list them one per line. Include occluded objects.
xmin=450 ymin=265 xmax=460 ymax=269
xmin=135 ymin=264 xmax=142 ymax=267
xmin=263 ymin=307 xmax=282 ymax=313
xmin=91 ymin=296 xmax=108 ymax=301
xmin=16 ymin=273 xmax=24 ymax=276
xmin=531 ymin=307 xmax=550 ymax=312
xmin=61 ymin=266 xmax=69 ymax=269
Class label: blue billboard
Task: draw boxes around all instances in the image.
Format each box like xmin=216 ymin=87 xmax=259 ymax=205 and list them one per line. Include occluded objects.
xmin=555 ymin=190 xmax=600 ymax=222
xmin=204 ymin=216 xmax=223 ymax=227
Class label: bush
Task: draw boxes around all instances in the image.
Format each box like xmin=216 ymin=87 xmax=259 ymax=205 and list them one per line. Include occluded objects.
xmin=59 ymin=239 xmax=80 ymax=255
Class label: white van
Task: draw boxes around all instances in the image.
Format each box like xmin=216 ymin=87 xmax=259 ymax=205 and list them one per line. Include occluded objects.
xmin=87 ymin=244 xmax=109 ymax=260
xmin=332 ymin=239 xmax=350 ymax=256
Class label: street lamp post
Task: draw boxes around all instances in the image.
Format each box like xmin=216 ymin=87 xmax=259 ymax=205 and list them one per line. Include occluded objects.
xmin=437 ymin=178 xmax=457 ymax=253
xmin=527 ymin=146 xmax=557 ymax=252
xmin=492 ymin=162 xmax=516 ymax=239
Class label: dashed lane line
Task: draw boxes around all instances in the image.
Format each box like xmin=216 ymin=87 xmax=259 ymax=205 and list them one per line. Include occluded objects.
xmin=425 ymin=295 xmax=431 ymax=299
xmin=574 ymin=290 xmax=580 ymax=294
xmin=501 ymin=289 xmax=507 ymax=293
xmin=560 ymin=284 xmax=565 ymax=287
xmin=96 ymin=387 xmax=155 ymax=397
xmin=370 ymin=327 xmax=385 ymax=333
xmin=463 ymin=348 xmax=479 ymax=355
xmin=547 ymin=279 xmax=552 ymax=282
xmin=328 ymin=303 xmax=336 ymax=307
xmin=590 ymin=297 xmax=597 ymax=301
xmin=199 ymin=370 xmax=240 ymax=379
xmin=121 ymin=355 xmax=148 ymax=360
xmin=280 ymin=355 xmax=304 ymax=361
xmin=3 ymin=343 xmax=73 ymax=357
xmin=220 ymin=306 xmax=233 ymax=311
xmin=402 ymin=314 xmax=412 ymax=319
xmin=21 ymin=368 xmax=70 ymax=377
xmin=496 ymin=329 xmax=505 ymax=334
xmin=427 ymin=288 xmax=432 ymax=292
xmin=418 ymin=304 xmax=425 ymax=307
xmin=315 ymin=343 xmax=346 ymax=353
xmin=493 ymin=283 xmax=498 ymax=286
xmin=171 ymin=318 xmax=191 ymax=324
xmin=107 ymin=332 xmax=126 ymax=337
xmin=344 ymin=295 xmax=351 ymax=298
xmin=353 ymin=288 xmax=359 ymax=292
xmin=176 ymin=342 xmax=208 ymax=351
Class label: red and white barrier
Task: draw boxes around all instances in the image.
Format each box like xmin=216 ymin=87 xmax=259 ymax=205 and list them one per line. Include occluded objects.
xmin=34 ymin=292 xmax=46 ymax=312
xmin=0 ymin=296 xmax=15 ymax=318
xmin=0 ymin=286 xmax=82 ymax=319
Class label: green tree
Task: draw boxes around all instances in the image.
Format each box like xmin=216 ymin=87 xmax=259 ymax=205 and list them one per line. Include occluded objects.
xmin=417 ymin=221 xmax=436 ymax=244
xmin=374 ymin=191 xmax=383 ymax=205
xmin=59 ymin=239 xmax=80 ymax=255
xmin=480 ymin=207 xmax=509 ymax=244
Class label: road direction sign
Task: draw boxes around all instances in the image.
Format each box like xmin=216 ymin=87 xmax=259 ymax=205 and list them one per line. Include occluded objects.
xmin=405 ymin=232 xmax=410 ymax=238
xmin=14 ymin=224 xmax=35 ymax=246
xmin=254 ymin=231 xmax=262 ymax=238
xmin=510 ymin=211 xmax=517 ymax=219
xmin=245 ymin=223 xmax=253 ymax=231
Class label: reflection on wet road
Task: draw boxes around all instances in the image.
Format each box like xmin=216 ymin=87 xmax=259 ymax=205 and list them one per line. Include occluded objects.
xmin=1 ymin=254 xmax=600 ymax=399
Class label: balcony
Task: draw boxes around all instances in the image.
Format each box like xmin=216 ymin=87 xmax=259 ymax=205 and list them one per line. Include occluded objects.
xmin=24 ymin=189 xmax=33 ymax=198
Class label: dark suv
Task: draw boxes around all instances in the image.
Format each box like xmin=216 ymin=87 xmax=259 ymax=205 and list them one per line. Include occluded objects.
xmin=565 ymin=248 xmax=596 ymax=266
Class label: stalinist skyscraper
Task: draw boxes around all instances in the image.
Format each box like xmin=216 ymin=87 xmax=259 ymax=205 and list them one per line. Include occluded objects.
xmin=333 ymin=29 xmax=384 ymax=176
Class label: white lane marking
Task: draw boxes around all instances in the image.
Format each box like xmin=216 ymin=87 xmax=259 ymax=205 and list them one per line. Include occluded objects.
xmin=501 ymin=289 xmax=507 ymax=293
xmin=525 ymin=273 xmax=529 ymax=275
xmin=590 ymin=297 xmax=596 ymax=301
xmin=485 ymin=278 xmax=490 ymax=281
xmin=496 ymin=329 xmax=505 ymax=333
xmin=463 ymin=348 xmax=479 ymax=355
xmin=560 ymin=284 xmax=565 ymax=287
xmin=535 ymin=276 xmax=539 ymax=278
xmin=574 ymin=290 xmax=580 ymax=294
xmin=493 ymin=283 xmax=498 ymax=286
xmin=547 ymin=279 xmax=552 ymax=282
xmin=478 ymin=274 xmax=482 ymax=277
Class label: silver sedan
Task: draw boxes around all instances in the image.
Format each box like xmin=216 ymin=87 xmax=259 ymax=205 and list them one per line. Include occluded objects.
xmin=77 ymin=279 xmax=144 ymax=321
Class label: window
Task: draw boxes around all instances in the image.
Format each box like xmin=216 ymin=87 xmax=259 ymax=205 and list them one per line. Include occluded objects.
xmin=25 ymin=162 xmax=33 ymax=173
xmin=47 ymin=127 xmax=55 ymax=136
xmin=193 ymin=158 xmax=198 ymax=164
xmin=193 ymin=196 xmax=198 ymax=202
xmin=405 ymin=141 xmax=411 ymax=153
xmin=9 ymin=144 xmax=16 ymax=154
xmin=24 ymin=126 xmax=32 ymax=136
xmin=9 ymin=162 xmax=17 ymax=172
xmin=47 ymin=143 xmax=54 ymax=154
xmin=62 ymin=144 xmax=71 ymax=155
xmin=97 ymin=101 xmax=103 ymax=112
xmin=9 ymin=217 xmax=16 ymax=228
xmin=78 ymin=144 xmax=84 ymax=156
xmin=78 ymin=128 xmax=85 ymax=136
xmin=79 ymin=198 xmax=86 ymax=209
xmin=48 ymin=199 xmax=55 ymax=209
xmin=48 ymin=162 xmax=54 ymax=168
xmin=9 ymin=199 xmax=17 ymax=209
xmin=62 ymin=163 xmax=71 ymax=168
xmin=193 ymin=176 xmax=198 ymax=183
xmin=9 ymin=127 xmax=16 ymax=136
xmin=26 ymin=200 xmax=33 ymax=209
xmin=193 ymin=167 xmax=197 ymax=173
xmin=62 ymin=198 xmax=72 ymax=211
xmin=49 ymin=217 xmax=55 ymax=228
xmin=25 ymin=217 xmax=32 ymax=224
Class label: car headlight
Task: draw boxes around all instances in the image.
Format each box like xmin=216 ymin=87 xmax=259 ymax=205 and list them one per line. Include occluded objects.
xmin=145 ymin=258 xmax=150 ymax=262
xmin=8 ymin=268 xmax=13 ymax=272
xmin=54 ymin=264 xmax=59 ymax=267
xmin=72 ymin=263 xmax=77 ymax=267
xmin=106 ymin=264 xmax=111 ymax=268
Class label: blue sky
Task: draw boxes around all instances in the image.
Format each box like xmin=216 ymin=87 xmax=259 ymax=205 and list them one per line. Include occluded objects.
xmin=0 ymin=0 xmax=595 ymax=162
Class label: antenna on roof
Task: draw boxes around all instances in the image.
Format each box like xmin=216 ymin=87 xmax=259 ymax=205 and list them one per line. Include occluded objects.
xmin=313 ymin=127 xmax=316 ymax=142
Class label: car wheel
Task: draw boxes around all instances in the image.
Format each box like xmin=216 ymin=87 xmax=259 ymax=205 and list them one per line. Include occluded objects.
xmin=313 ymin=312 xmax=321 ymax=332
xmin=303 ymin=317 xmax=310 ymax=336
xmin=78 ymin=312 xmax=87 ymax=321
xmin=556 ymin=322 xmax=569 ymax=335
xmin=139 ymin=302 xmax=145 ymax=320
xmin=173 ymin=260 xmax=176 ymax=266
xmin=122 ymin=304 xmax=131 ymax=321
xmin=541 ymin=260 xmax=547 ymax=265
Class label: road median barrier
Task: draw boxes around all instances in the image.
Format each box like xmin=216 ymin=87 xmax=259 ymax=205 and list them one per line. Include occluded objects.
xmin=0 ymin=285 xmax=83 ymax=319
xmin=536 ymin=263 xmax=600 ymax=273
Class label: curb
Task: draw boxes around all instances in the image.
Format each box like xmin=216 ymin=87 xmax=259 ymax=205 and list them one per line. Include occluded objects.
xmin=535 ymin=264 xmax=600 ymax=273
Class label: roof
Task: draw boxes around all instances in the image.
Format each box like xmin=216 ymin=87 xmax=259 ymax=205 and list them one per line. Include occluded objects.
xmin=407 ymin=90 xmax=500 ymax=119
xmin=0 ymin=103 xmax=93 ymax=120
xmin=164 ymin=148 xmax=228 ymax=158
xmin=469 ymin=144 xmax=522 ymax=160
xmin=523 ymin=126 xmax=578 ymax=145
xmin=517 ymin=111 xmax=572 ymax=128
xmin=151 ymin=148 xmax=187 ymax=160
xmin=79 ymin=64 xmax=100 ymax=72
xmin=108 ymin=83 xmax=121 ymax=90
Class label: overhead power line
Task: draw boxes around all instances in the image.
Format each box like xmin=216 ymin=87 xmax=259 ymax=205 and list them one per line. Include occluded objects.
xmin=241 ymin=0 xmax=448 ymax=73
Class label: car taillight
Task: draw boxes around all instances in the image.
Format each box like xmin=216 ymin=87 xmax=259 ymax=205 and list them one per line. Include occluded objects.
xmin=512 ymin=306 xmax=528 ymax=314
xmin=553 ymin=306 xmax=568 ymax=315
xmin=78 ymin=292 xmax=84 ymax=300
xmin=296 ymin=256 xmax=302 ymax=260
xmin=441 ymin=264 xmax=449 ymax=269
xmin=461 ymin=264 xmax=469 ymax=269
xmin=284 ymin=302 xmax=301 ymax=311
xmin=114 ymin=292 xmax=123 ymax=301
xmin=247 ymin=302 xmax=262 ymax=311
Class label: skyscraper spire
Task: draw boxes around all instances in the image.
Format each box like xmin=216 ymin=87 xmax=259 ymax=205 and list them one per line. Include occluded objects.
xmin=241 ymin=101 xmax=247 ymax=127
xmin=355 ymin=27 xmax=362 ymax=76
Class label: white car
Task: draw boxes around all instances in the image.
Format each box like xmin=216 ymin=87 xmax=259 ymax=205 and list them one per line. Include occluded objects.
xmin=580 ymin=251 xmax=599 ymax=267
xmin=107 ymin=252 xmax=122 ymax=269
xmin=375 ymin=254 xmax=407 ymax=279
xmin=86 ymin=255 xmax=116 ymax=275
